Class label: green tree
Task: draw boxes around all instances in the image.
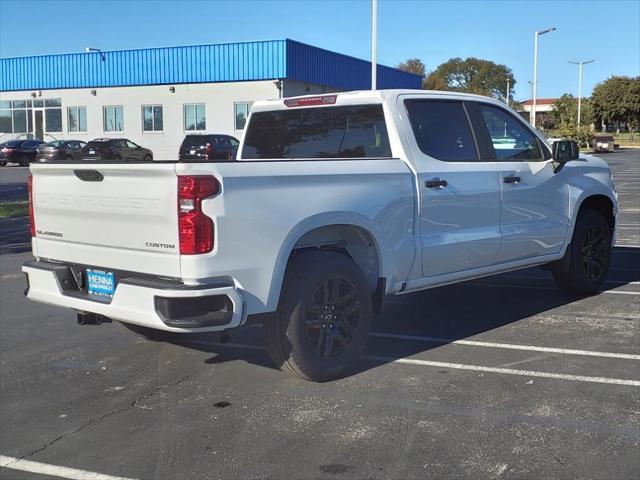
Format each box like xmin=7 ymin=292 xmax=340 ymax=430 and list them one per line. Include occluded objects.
xmin=552 ymin=94 xmax=577 ymax=126
xmin=396 ymin=58 xmax=426 ymax=81
xmin=423 ymin=57 xmax=515 ymax=100
xmin=592 ymin=76 xmax=640 ymax=140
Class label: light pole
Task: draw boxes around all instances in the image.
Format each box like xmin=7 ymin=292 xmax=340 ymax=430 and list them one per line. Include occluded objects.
xmin=371 ymin=0 xmax=377 ymax=90
xmin=532 ymin=27 xmax=556 ymax=128
xmin=505 ymin=79 xmax=510 ymax=106
xmin=85 ymin=47 xmax=105 ymax=61
xmin=569 ymin=60 xmax=594 ymax=126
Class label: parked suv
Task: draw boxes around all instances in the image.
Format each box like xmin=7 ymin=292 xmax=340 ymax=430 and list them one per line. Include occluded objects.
xmin=0 ymin=139 xmax=46 ymax=166
xmin=22 ymin=90 xmax=618 ymax=382
xmin=81 ymin=138 xmax=153 ymax=161
xmin=36 ymin=140 xmax=88 ymax=162
xmin=178 ymin=134 xmax=239 ymax=161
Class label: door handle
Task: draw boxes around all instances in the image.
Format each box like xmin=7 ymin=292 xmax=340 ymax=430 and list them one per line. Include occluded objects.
xmin=503 ymin=175 xmax=521 ymax=184
xmin=425 ymin=178 xmax=448 ymax=188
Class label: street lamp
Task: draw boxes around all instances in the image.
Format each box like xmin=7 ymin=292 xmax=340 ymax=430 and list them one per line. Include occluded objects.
xmin=531 ymin=27 xmax=556 ymax=128
xmin=569 ymin=60 xmax=595 ymax=126
xmin=85 ymin=47 xmax=105 ymax=61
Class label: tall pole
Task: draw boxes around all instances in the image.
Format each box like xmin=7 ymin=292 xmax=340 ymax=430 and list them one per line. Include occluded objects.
xmin=532 ymin=27 xmax=556 ymax=128
xmin=569 ymin=60 xmax=594 ymax=126
xmin=371 ymin=0 xmax=377 ymax=90
xmin=506 ymin=79 xmax=510 ymax=106
xmin=532 ymin=32 xmax=539 ymax=127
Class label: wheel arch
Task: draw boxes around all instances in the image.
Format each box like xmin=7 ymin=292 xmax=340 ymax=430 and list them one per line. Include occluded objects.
xmin=266 ymin=213 xmax=388 ymax=314
xmin=576 ymin=194 xmax=616 ymax=237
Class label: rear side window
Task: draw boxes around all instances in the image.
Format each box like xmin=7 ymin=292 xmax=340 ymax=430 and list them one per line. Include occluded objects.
xmin=405 ymin=100 xmax=478 ymax=162
xmin=242 ymin=105 xmax=391 ymax=159
xmin=181 ymin=135 xmax=213 ymax=150
xmin=476 ymin=104 xmax=542 ymax=161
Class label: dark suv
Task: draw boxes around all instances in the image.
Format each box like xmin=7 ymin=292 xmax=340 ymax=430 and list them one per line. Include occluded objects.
xmin=81 ymin=138 xmax=153 ymax=161
xmin=0 ymin=139 xmax=46 ymax=166
xmin=36 ymin=140 xmax=88 ymax=162
xmin=178 ymin=134 xmax=239 ymax=161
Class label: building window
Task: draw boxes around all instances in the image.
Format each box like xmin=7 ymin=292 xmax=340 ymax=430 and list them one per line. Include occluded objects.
xmin=68 ymin=106 xmax=87 ymax=132
xmin=44 ymin=99 xmax=62 ymax=133
xmin=103 ymin=105 xmax=124 ymax=132
xmin=0 ymin=100 xmax=33 ymax=134
xmin=183 ymin=104 xmax=205 ymax=131
xmin=234 ymin=101 xmax=253 ymax=130
xmin=142 ymin=105 xmax=163 ymax=132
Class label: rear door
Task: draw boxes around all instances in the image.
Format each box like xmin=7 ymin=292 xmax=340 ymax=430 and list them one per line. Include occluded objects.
xmin=470 ymin=102 xmax=569 ymax=261
xmin=399 ymin=97 xmax=502 ymax=277
xmin=31 ymin=163 xmax=181 ymax=276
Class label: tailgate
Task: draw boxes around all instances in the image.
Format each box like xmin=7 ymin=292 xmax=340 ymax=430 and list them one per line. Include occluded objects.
xmin=31 ymin=163 xmax=181 ymax=277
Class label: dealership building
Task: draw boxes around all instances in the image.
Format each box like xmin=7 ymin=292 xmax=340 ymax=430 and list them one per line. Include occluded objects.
xmin=0 ymin=39 xmax=420 ymax=158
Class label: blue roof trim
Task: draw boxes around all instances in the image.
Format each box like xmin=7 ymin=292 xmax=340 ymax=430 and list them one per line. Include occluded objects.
xmin=0 ymin=39 xmax=421 ymax=92
xmin=285 ymin=40 xmax=420 ymax=90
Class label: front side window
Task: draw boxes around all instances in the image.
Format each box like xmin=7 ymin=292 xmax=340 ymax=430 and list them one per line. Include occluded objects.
xmin=184 ymin=104 xmax=205 ymax=131
xmin=405 ymin=100 xmax=478 ymax=162
xmin=103 ymin=106 xmax=124 ymax=132
xmin=142 ymin=105 xmax=163 ymax=132
xmin=234 ymin=102 xmax=253 ymax=130
xmin=242 ymin=105 xmax=392 ymax=159
xmin=477 ymin=104 xmax=542 ymax=161
xmin=68 ymin=106 xmax=87 ymax=132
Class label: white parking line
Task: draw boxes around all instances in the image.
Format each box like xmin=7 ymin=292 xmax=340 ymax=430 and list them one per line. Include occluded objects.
xmin=369 ymin=332 xmax=640 ymax=360
xmin=363 ymin=356 xmax=640 ymax=386
xmin=189 ymin=341 xmax=640 ymax=387
xmin=502 ymin=275 xmax=639 ymax=287
xmin=473 ymin=282 xmax=639 ymax=295
xmin=0 ymin=455 xmax=138 ymax=480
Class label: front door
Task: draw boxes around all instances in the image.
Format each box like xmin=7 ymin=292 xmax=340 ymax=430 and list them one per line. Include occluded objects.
xmin=400 ymin=97 xmax=502 ymax=277
xmin=33 ymin=109 xmax=44 ymax=141
xmin=471 ymin=102 xmax=569 ymax=262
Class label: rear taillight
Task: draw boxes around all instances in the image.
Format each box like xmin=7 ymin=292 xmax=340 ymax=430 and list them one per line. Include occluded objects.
xmin=2 ymin=147 xmax=14 ymax=153
xmin=27 ymin=175 xmax=35 ymax=236
xmin=178 ymin=176 xmax=219 ymax=254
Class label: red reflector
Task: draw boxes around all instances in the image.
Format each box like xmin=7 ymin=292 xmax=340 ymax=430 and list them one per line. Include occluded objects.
xmin=27 ymin=175 xmax=35 ymax=237
xmin=284 ymin=95 xmax=337 ymax=108
xmin=178 ymin=176 xmax=219 ymax=254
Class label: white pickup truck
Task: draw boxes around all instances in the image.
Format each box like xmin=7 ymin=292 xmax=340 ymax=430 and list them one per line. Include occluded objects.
xmin=23 ymin=90 xmax=617 ymax=381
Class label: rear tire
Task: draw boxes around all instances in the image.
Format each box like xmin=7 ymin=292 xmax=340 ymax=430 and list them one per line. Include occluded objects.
xmin=0 ymin=161 xmax=6 ymax=167
xmin=264 ymin=251 xmax=372 ymax=382
xmin=120 ymin=322 xmax=177 ymax=342
xmin=552 ymin=209 xmax=612 ymax=295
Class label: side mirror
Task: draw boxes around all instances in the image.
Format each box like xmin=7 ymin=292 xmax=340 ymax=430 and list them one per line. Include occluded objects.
xmin=552 ymin=140 xmax=579 ymax=162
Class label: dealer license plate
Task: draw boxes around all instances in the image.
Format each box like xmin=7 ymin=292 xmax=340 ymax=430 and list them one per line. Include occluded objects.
xmin=86 ymin=269 xmax=116 ymax=297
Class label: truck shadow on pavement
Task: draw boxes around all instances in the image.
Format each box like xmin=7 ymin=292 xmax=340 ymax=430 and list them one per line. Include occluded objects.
xmin=173 ymin=245 xmax=639 ymax=379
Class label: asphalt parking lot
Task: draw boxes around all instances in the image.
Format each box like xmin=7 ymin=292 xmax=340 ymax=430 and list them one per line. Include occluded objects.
xmin=0 ymin=150 xmax=638 ymax=480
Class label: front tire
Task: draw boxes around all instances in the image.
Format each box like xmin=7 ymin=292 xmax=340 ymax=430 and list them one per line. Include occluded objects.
xmin=19 ymin=155 xmax=30 ymax=167
xmin=264 ymin=251 xmax=372 ymax=382
xmin=144 ymin=154 xmax=153 ymax=162
xmin=552 ymin=209 xmax=612 ymax=295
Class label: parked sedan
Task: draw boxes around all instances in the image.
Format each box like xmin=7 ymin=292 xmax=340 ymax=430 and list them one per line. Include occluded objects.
xmin=0 ymin=139 xmax=46 ymax=166
xmin=36 ymin=140 xmax=88 ymax=162
xmin=178 ymin=134 xmax=239 ymax=161
xmin=81 ymin=138 xmax=153 ymax=161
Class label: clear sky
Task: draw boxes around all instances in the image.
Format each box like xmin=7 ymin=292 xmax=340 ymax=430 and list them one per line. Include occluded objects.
xmin=1 ymin=0 xmax=638 ymax=100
